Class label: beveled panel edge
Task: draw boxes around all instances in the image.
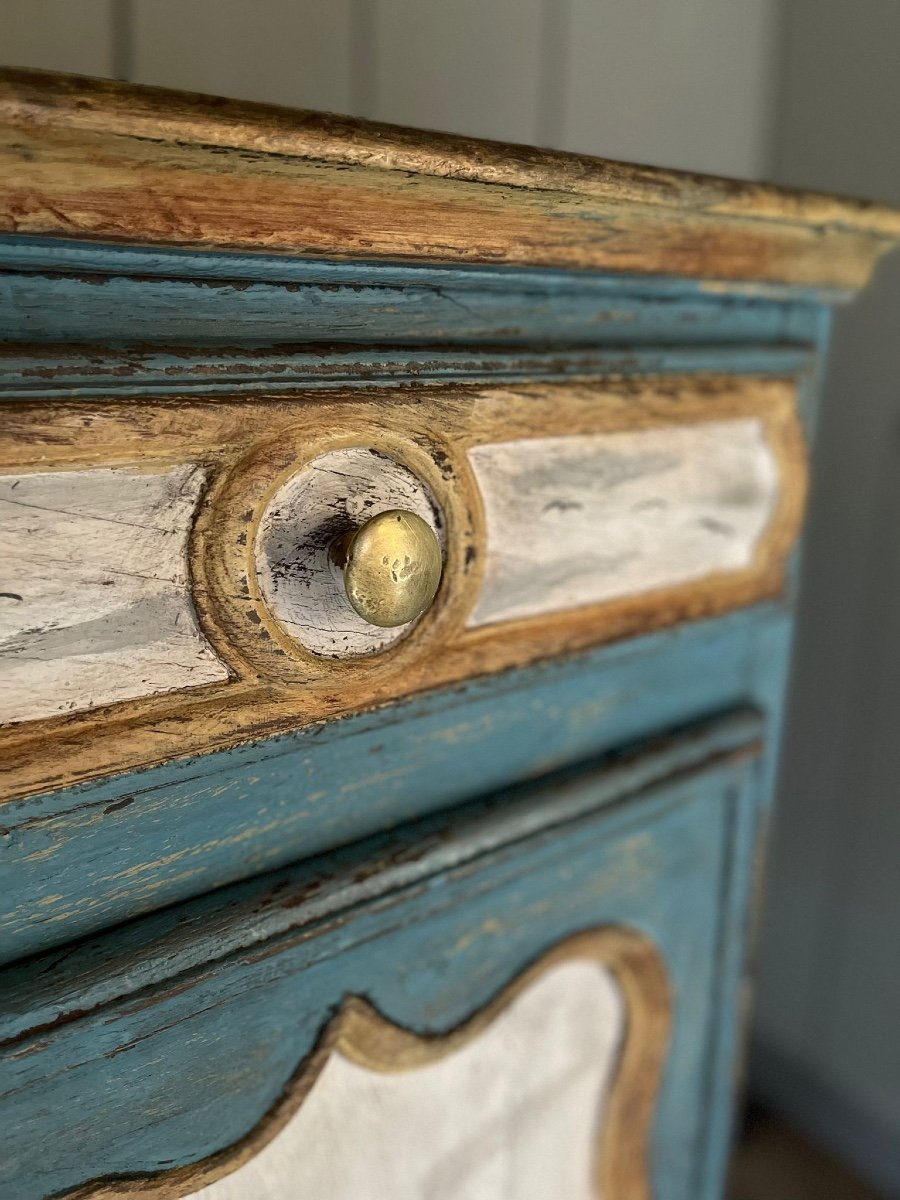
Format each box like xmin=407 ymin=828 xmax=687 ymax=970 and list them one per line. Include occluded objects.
xmin=2 ymin=69 xmax=898 ymax=290
xmin=0 ymin=612 xmax=780 ymax=969
xmin=0 ymin=376 xmax=805 ymax=800
xmin=55 ymin=929 xmax=669 ymax=1200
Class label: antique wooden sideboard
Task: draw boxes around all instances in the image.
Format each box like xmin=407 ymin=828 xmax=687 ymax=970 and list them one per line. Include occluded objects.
xmin=1 ymin=68 xmax=899 ymax=1200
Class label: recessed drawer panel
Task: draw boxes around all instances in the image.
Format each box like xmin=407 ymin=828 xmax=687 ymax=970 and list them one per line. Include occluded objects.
xmin=0 ymin=375 xmax=805 ymax=800
xmin=0 ymin=709 xmax=763 ymax=1200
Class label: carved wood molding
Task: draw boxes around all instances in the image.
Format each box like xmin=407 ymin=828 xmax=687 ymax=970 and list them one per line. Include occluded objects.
xmin=2 ymin=69 xmax=899 ymax=290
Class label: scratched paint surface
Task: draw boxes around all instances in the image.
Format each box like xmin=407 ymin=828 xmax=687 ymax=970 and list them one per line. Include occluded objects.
xmin=256 ymin=447 xmax=444 ymax=658
xmin=0 ymin=606 xmax=793 ymax=965
xmin=0 ymin=464 xmax=228 ymax=723
xmin=0 ymin=90 xmax=850 ymax=1200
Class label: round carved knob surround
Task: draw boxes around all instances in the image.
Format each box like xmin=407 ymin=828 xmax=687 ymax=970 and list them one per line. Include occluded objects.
xmin=330 ymin=509 xmax=443 ymax=628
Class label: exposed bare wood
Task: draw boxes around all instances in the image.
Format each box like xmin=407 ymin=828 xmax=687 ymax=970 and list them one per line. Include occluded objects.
xmin=255 ymin=447 xmax=444 ymax=658
xmin=1 ymin=69 xmax=898 ymax=288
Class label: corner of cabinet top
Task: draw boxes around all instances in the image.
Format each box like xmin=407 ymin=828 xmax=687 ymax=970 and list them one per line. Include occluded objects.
xmin=1 ymin=66 xmax=899 ymax=292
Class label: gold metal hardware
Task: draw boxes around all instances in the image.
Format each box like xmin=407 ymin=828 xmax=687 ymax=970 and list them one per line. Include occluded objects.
xmin=330 ymin=510 xmax=442 ymax=628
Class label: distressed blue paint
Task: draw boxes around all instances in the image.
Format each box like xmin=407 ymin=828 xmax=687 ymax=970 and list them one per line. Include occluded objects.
xmin=0 ymin=269 xmax=823 ymax=347
xmin=0 ymin=605 xmax=793 ymax=967
xmin=0 ymin=220 xmax=840 ymax=1199
xmin=0 ymin=237 xmax=829 ymax=349
xmin=0 ymin=736 xmax=762 ymax=1200
xmin=0 ymin=343 xmax=817 ymax=399
xmin=0 ymin=707 xmax=762 ymax=1039
xmin=0 ymin=234 xmax=854 ymax=304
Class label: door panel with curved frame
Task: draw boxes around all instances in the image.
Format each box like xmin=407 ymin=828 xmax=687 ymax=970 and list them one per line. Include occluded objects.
xmin=70 ymin=931 xmax=667 ymax=1200
xmin=3 ymin=712 xmax=764 ymax=1200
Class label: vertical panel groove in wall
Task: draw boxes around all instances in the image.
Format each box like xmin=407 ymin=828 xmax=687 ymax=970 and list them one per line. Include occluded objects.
xmin=112 ymin=0 xmax=134 ymax=82
xmin=536 ymin=0 xmax=569 ymax=148
xmin=763 ymin=0 xmax=794 ymax=179
xmin=350 ymin=0 xmax=376 ymax=117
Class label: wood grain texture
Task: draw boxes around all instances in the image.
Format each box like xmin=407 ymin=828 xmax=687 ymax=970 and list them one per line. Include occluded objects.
xmin=469 ymin=418 xmax=780 ymax=626
xmin=1 ymin=723 xmax=758 ymax=1200
xmin=68 ymin=933 xmax=665 ymax=1200
xmin=0 ymin=463 xmax=228 ymax=724
xmin=0 ymin=254 xmax=832 ymax=349
xmin=1 ymin=69 xmax=898 ymax=289
xmin=0 ymin=708 xmax=760 ymax=1033
xmin=0 ymin=377 xmax=806 ymax=799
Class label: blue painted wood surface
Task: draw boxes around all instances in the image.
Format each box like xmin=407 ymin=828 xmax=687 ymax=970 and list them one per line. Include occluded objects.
xmin=0 ymin=235 xmax=853 ymax=301
xmin=0 ymin=720 xmax=763 ymax=1200
xmin=0 ymin=226 xmax=839 ymax=1199
xmin=0 ymin=706 xmax=761 ymax=1040
xmin=0 ymin=236 xmax=827 ymax=348
xmin=0 ymin=343 xmax=816 ymax=399
xmin=0 ymin=605 xmax=793 ymax=967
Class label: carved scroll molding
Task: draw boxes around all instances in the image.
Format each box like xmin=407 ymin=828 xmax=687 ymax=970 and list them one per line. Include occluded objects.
xmin=62 ymin=928 xmax=670 ymax=1200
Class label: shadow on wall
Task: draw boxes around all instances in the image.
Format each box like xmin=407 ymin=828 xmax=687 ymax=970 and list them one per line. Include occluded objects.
xmin=750 ymin=3 xmax=900 ymax=1194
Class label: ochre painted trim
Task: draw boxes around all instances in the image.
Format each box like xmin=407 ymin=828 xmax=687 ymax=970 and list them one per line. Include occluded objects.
xmin=1 ymin=69 xmax=898 ymax=290
xmin=58 ymin=927 xmax=670 ymax=1200
xmin=0 ymin=376 xmax=806 ymax=800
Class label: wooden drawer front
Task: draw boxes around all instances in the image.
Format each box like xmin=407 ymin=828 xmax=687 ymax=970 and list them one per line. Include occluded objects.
xmin=0 ymin=709 xmax=762 ymax=1200
xmin=0 ymin=375 xmax=804 ymax=800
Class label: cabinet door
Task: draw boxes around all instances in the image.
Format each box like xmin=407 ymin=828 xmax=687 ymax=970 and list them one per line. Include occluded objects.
xmin=0 ymin=710 xmax=763 ymax=1200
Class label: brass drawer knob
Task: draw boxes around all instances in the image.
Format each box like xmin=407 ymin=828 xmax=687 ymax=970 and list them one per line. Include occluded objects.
xmin=330 ymin=510 xmax=442 ymax=628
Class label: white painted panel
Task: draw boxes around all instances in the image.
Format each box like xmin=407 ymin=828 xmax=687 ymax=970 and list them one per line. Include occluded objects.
xmin=3 ymin=0 xmax=115 ymax=76
xmin=0 ymin=465 xmax=228 ymax=724
xmin=469 ymin=419 xmax=778 ymax=626
xmin=130 ymin=0 xmax=355 ymax=113
xmin=560 ymin=0 xmax=780 ymax=177
xmin=367 ymin=0 xmax=545 ymax=143
xmin=187 ymin=959 xmax=624 ymax=1200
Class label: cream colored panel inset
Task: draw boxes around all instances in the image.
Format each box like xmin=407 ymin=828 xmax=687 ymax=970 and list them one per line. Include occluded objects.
xmin=0 ymin=465 xmax=229 ymax=724
xmin=468 ymin=418 xmax=780 ymax=626
xmin=130 ymin=0 xmax=355 ymax=113
xmin=186 ymin=960 xmax=624 ymax=1200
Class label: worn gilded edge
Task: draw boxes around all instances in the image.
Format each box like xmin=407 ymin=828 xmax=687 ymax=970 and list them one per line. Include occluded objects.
xmin=0 ymin=376 xmax=806 ymax=801
xmin=56 ymin=927 xmax=670 ymax=1200
xmin=1 ymin=69 xmax=898 ymax=288
xmin=1 ymin=67 xmax=898 ymax=234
